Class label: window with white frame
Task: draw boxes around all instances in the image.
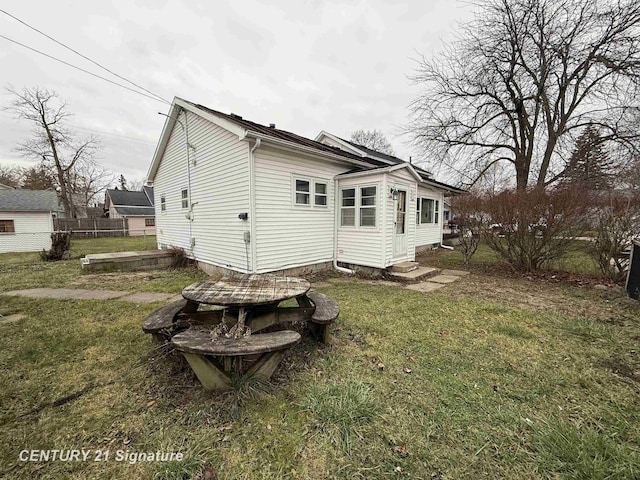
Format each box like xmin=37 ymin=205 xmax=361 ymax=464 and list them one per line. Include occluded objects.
xmin=359 ymin=186 xmax=376 ymax=227
xmin=340 ymin=188 xmax=356 ymax=226
xmin=294 ymin=178 xmax=310 ymax=205
xmin=416 ymin=198 xmax=438 ymax=224
xmin=160 ymin=195 xmax=166 ymax=212
xmin=181 ymin=189 xmax=189 ymax=209
xmin=314 ymin=182 xmax=327 ymax=206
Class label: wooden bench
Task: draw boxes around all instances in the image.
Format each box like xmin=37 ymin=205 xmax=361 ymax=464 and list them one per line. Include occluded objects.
xmin=141 ymin=298 xmax=226 ymax=342
xmin=141 ymin=299 xmax=190 ymax=343
xmin=171 ymin=329 xmax=301 ymax=391
xmin=305 ymin=292 xmax=339 ymax=343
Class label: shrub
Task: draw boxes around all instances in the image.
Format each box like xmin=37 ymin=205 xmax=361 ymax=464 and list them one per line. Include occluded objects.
xmin=590 ymin=193 xmax=640 ymax=282
xmin=40 ymin=232 xmax=71 ymax=261
xmin=451 ymin=194 xmax=488 ymax=265
xmin=483 ymin=187 xmax=588 ymax=272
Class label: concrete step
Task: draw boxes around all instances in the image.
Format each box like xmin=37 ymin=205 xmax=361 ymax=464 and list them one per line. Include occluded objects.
xmin=81 ymin=250 xmax=176 ymax=272
xmin=390 ymin=261 xmax=419 ymax=273
xmin=387 ymin=266 xmax=441 ymax=283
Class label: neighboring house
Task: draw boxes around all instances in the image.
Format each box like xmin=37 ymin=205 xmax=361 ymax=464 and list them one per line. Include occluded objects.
xmin=146 ymin=97 xmax=464 ymax=275
xmin=0 ymin=189 xmax=61 ymax=253
xmin=104 ymin=186 xmax=156 ymax=236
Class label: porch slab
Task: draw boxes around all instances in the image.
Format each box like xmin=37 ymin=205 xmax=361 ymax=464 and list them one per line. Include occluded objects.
xmin=428 ymin=274 xmax=461 ymax=284
xmin=388 ymin=266 xmax=440 ymax=283
xmin=405 ymin=282 xmax=446 ymax=293
xmin=390 ymin=261 xmax=419 ymax=273
xmin=441 ymin=269 xmax=470 ymax=276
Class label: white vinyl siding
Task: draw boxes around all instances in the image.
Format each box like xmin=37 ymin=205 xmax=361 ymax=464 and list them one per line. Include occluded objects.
xmin=254 ymin=146 xmax=345 ymax=272
xmin=415 ymin=185 xmax=444 ymax=248
xmin=0 ymin=211 xmax=53 ymax=253
xmin=337 ymin=174 xmax=385 ymax=268
xmin=153 ymin=109 xmax=250 ymax=271
xmin=383 ymin=168 xmax=418 ymax=266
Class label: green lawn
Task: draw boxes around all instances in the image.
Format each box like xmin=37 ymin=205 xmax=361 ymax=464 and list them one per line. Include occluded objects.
xmin=1 ymin=238 xmax=639 ymax=479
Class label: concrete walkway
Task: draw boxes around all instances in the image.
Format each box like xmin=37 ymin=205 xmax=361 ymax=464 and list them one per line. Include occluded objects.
xmin=405 ymin=269 xmax=469 ymax=293
xmin=1 ymin=288 xmax=180 ymax=304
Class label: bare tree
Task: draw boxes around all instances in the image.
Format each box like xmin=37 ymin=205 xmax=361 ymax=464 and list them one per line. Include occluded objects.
xmin=407 ymin=0 xmax=640 ymax=191
xmin=4 ymin=86 xmax=103 ymax=217
xmin=350 ymin=129 xmax=396 ymax=156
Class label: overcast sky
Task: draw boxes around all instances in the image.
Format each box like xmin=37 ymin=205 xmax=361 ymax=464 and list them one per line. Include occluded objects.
xmin=0 ymin=0 xmax=473 ymax=186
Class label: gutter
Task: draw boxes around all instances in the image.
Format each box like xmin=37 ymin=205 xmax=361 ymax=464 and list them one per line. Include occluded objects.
xmin=332 ymin=177 xmax=354 ymax=275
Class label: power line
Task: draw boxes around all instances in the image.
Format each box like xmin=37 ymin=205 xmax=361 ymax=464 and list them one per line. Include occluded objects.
xmin=0 ymin=9 xmax=170 ymax=105
xmin=0 ymin=34 xmax=170 ymax=105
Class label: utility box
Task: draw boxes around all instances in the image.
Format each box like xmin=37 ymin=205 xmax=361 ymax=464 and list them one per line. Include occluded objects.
xmin=626 ymin=240 xmax=640 ymax=300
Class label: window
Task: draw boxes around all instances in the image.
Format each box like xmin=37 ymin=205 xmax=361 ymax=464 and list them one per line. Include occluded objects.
xmin=181 ymin=189 xmax=189 ymax=209
xmin=160 ymin=195 xmax=166 ymax=212
xmin=0 ymin=220 xmax=15 ymax=233
xmin=417 ymin=198 xmax=438 ymax=224
xmin=145 ymin=218 xmax=156 ymax=227
xmin=314 ymin=182 xmax=327 ymax=206
xmin=295 ymin=179 xmax=310 ymax=205
xmin=359 ymin=186 xmax=376 ymax=227
xmin=340 ymin=188 xmax=355 ymax=226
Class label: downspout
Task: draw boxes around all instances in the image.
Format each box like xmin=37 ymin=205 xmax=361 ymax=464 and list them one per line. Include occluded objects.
xmin=248 ymin=138 xmax=260 ymax=273
xmin=333 ymin=177 xmax=354 ymax=275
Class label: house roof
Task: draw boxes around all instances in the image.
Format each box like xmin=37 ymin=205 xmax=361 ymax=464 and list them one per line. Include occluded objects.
xmin=0 ymin=189 xmax=60 ymax=212
xmin=105 ymin=188 xmax=155 ymax=217
xmin=189 ymin=101 xmax=390 ymax=169
xmin=147 ymin=98 xmax=465 ymax=195
xmin=113 ymin=206 xmax=155 ymax=216
xmin=106 ymin=188 xmax=154 ymax=207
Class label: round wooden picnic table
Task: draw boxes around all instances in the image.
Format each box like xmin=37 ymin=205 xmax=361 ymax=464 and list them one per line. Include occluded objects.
xmin=181 ymin=274 xmax=311 ymax=307
xmin=181 ymin=274 xmax=312 ymax=339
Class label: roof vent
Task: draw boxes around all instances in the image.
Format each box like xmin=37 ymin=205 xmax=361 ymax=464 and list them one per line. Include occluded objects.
xmin=230 ymin=113 xmax=242 ymax=119
xmin=269 ymin=123 xmax=276 ymax=129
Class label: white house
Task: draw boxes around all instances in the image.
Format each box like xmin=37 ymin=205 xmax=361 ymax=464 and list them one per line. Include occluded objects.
xmin=0 ymin=189 xmax=60 ymax=253
xmin=105 ymin=186 xmax=156 ymax=236
xmin=146 ymin=97 xmax=464 ymax=275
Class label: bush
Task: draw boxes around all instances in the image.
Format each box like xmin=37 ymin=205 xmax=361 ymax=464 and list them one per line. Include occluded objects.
xmin=451 ymin=194 xmax=488 ymax=265
xmin=40 ymin=232 xmax=71 ymax=261
xmin=483 ymin=188 xmax=588 ymax=272
xmin=590 ymin=194 xmax=640 ymax=282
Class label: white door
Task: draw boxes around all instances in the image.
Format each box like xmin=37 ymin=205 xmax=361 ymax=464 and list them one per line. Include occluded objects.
xmin=393 ymin=190 xmax=407 ymax=258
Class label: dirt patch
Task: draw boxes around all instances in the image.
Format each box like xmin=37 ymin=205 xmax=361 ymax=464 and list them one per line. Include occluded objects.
xmin=601 ymin=358 xmax=640 ymax=384
xmin=447 ymin=274 xmax=631 ymax=321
